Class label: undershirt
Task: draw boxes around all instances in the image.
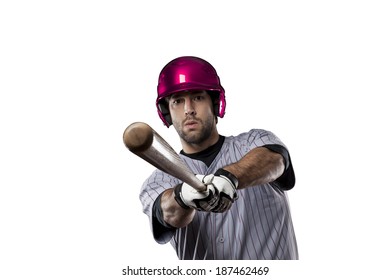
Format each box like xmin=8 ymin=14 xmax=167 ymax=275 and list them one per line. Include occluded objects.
xmin=180 ymin=135 xmax=225 ymax=167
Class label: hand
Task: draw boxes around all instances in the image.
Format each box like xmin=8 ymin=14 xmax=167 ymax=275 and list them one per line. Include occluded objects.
xmin=174 ymin=175 xmax=220 ymax=211
xmin=203 ymin=169 xmax=238 ymax=213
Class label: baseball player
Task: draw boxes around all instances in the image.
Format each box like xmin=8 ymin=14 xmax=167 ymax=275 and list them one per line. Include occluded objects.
xmin=139 ymin=56 xmax=298 ymax=260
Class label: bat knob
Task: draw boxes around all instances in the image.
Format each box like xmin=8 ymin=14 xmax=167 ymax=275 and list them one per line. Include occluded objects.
xmin=123 ymin=122 xmax=154 ymax=152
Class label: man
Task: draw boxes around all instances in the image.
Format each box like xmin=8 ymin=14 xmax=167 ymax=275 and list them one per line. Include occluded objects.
xmin=139 ymin=56 xmax=298 ymax=260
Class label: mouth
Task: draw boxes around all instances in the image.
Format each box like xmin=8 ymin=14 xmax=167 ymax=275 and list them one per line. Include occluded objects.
xmin=184 ymin=119 xmax=199 ymax=129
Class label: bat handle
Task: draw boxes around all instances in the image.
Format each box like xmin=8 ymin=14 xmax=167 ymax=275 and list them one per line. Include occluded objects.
xmin=188 ymin=176 xmax=207 ymax=192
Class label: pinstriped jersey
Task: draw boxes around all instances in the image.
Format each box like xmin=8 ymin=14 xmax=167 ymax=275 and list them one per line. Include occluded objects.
xmin=139 ymin=129 xmax=298 ymax=260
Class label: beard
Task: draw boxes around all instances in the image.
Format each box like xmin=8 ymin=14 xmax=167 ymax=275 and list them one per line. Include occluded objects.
xmin=174 ymin=115 xmax=215 ymax=145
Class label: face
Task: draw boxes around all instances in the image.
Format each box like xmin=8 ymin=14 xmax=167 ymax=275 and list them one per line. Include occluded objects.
xmin=168 ymin=90 xmax=217 ymax=147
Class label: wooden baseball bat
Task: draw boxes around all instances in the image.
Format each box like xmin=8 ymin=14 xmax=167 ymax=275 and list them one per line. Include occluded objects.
xmin=123 ymin=122 xmax=206 ymax=191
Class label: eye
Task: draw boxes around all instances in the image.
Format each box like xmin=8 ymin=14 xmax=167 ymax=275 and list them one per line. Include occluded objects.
xmin=171 ymin=98 xmax=182 ymax=105
xmin=193 ymin=95 xmax=205 ymax=101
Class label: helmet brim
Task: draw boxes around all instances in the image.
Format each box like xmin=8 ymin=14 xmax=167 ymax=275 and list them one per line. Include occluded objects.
xmin=157 ymin=82 xmax=224 ymax=103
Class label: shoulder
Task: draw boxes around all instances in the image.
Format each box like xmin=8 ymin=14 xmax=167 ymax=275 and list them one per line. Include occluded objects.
xmin=225 ymin=129 xmax=284 ymax=148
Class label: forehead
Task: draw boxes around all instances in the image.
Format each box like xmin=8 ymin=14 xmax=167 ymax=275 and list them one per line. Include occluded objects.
xmin=170 ymin=90 xmax=208 ymax=99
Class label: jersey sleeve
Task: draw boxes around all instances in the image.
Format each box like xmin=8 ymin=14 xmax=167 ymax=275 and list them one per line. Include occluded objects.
xmin=235 ymin=129 xmax=296 ymax=190
xmin=139 ymin=169 xmax=180 ymax=244
xmin=263 ymin=144 xmax=295 ymax=190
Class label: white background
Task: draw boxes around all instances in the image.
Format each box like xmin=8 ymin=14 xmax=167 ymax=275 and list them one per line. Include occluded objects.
xmin=1 ymin=0 xmax=389 ymax=279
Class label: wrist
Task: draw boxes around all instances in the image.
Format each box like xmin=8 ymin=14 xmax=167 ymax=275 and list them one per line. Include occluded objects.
xmin=173 ymin=183 xmax=191 ymax=209
xmin=215 ymin=168 xmax=239 ymax=189
xmin=161 ymin=189 xmax=195 ymax=228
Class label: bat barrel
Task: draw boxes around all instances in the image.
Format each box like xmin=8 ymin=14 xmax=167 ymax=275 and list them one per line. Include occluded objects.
xmin=123 ymin=122 xmax=154 ymax=152
xmin=123 ymin=122 xmax=206 ymax=192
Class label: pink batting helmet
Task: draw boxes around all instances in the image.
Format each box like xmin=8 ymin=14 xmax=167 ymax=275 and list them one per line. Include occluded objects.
xmin=156 ymin=56 xmax=226 ymax=127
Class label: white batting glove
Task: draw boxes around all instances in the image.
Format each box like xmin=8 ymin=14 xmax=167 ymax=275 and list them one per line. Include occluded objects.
xmin=203 ymin=169 xmax=239 ymax=213
xmin=174 ymin=175 xmax=220 ymax=212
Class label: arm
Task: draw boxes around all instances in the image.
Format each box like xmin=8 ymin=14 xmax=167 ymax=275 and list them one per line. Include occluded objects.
xmin=159 ymin=175 xmax=222 ymax=228
xmin=223 ymin=147 xmax=285 ymax=189
xmin=160 ymin=188 xmax=195 ymax=228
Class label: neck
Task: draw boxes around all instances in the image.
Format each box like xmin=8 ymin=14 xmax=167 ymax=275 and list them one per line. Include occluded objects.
xmin=181 ymin=130 xmax=220 ymax=154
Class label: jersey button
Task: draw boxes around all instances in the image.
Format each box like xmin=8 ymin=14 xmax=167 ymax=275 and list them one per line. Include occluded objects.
xmin=218 ymin=237 xmax=224 ymax=243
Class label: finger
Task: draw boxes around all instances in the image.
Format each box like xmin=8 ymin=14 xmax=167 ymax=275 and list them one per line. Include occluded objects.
xmin=212 ymin=198 xmax=230 ymax=213
xmin=220 ymin=198 xmax=233 ymax=212
xmin=202 ymin=174 xmax=215 ymax=184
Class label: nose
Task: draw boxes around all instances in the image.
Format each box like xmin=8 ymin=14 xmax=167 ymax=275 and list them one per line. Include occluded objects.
xmin=184 ymin=98 xmax=196 ymax=116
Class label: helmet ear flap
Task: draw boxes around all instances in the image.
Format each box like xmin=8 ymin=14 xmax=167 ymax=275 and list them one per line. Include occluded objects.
xmin=165 ymin=114 xmax=172 ymax=126
xmin=208 ymin=91 xmax=222 ymax=117
xmin=158 ymin=102 xmax=172 ymax=126
xmin=213 ymin=102 xmax=220 ymax=117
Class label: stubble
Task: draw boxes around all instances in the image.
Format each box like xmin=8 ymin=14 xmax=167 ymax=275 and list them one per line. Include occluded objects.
xmin=174 ymin=115 xmax=215 ymax=145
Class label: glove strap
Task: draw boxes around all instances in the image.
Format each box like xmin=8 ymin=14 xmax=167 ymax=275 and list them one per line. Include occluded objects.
xmin=173 ymin=184 xmax=191 ymax=209
xmin=215 ymin=168 xmax=239 ymax=189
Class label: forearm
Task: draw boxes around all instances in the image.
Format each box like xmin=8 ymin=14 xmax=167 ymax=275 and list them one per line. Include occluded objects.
xmin=223 ymin=147 xmax=285 ymax=189
xmin=160 ymin=188 xmax=195 ymax=228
